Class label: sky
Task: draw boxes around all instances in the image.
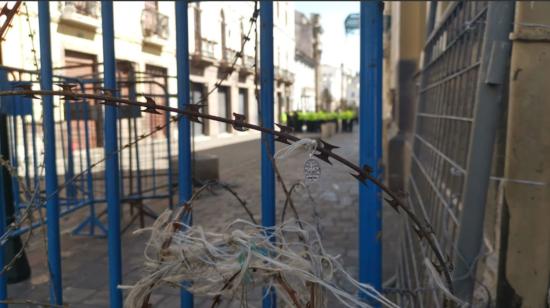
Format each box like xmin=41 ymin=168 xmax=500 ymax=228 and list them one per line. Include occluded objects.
xmin=294 ymin=1 xmax=360 ymax=72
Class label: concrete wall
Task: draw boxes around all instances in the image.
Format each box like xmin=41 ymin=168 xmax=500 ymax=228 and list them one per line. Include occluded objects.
xmin=496 ymin=2 xmax=550 ymax=306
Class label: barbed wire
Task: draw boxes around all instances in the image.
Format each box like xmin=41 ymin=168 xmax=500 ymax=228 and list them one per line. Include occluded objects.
xmin=0 ymin=85 xmax=455 ymax=296
xmin=22 ymin=2 xmax=40 ymax=72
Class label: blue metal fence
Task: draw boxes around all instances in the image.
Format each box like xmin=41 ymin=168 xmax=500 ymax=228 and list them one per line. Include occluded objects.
xmin=0 ymin=1 xmax=384 ymax=307
xmin=359 ymin=2 xmax=383 ymax=305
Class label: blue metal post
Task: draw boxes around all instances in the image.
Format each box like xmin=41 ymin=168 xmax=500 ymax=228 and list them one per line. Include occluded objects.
xmin=101 ymin=2 xmax=122 ymax=307
xmin=0 ymin=114 xmax=8 ymax=308
xmin=0 ymin=169 xmax=6 ymax=308
xmin=175 ymin=1 xmax=193 ymax=307
xmin=260 ymin=2 xmax=276 ymax=308
xmin=38 ymin=1 xmax=63 ymax=305
xmin=0 ymin=75 xmax=6 ymax=306
xmin=359 ymin=1 xmax=383 ymax=304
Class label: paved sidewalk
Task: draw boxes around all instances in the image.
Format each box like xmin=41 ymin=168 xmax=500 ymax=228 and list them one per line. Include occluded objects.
xmin=8 ymin=129 xmax=401 ymax=307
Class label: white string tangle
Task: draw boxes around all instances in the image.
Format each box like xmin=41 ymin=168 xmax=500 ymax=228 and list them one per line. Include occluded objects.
xmin=274 ymin=138 xmax=318 ymax=161
xmin=423 ymin=258 xmax=467 ymax=307
xmin=122 ymin=208 xmax=399 ymax=308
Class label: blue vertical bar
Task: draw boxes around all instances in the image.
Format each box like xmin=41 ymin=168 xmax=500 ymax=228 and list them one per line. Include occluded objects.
xmin=101 ymin=2 xmax=122 ymax=308
xmin=0 ymin=167 xmax=6 ymax=308
xmin=260 ymin=2 xmax=276 ymax=308
xmin=0 ymin=70 xmax=7 ymax=308
xmin=175 ymin=1 xmax=193 ymax=307
xmin=0 ymin=74 xmax=8 ymax=306
xmin=38 ymin=1 xmax=63 ymax=305
xmin=359 ymin=1 xmax=383 ymax=304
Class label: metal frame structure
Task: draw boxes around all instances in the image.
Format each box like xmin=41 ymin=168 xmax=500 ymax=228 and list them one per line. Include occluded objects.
xmin=395 ymin=2 xmax=515 ymax=306
xmin=37 ymin=1 xmax=62 ymax=304
xmin=0 ymin=1 xmax=394 ymax=307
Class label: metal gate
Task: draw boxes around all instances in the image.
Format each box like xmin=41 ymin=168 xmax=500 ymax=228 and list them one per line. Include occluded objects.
xmin=0 ymin=1 xmax=389 ymax=307
xmin=395 ymin=1 xmax=514 ymax=306
xmin=0 ymin=65 xmax=176 ymax=237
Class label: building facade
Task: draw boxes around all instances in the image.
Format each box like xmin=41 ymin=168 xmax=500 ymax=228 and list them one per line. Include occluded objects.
xmin=320 ymin=64 xmax=359 ymax=111
xmin=292 ymin=10 xmax=321 ymax=112
xmin=3 ymin=1 xmax=296 ymax=153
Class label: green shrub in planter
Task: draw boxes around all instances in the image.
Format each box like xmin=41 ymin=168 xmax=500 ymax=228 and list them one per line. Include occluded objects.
xmin=339 ymin=110 xmax=356 ymax=132
xmin=281 ymin=112 xmax=288 ymax=124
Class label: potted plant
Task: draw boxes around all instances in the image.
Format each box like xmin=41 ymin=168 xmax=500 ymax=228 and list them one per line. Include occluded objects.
xmin=339 ymin=110 xmax=356 ymax=132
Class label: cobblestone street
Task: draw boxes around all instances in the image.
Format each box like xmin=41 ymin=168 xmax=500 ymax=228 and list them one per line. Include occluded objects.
xmin=8 ymin=129 xmax=401 ymax=307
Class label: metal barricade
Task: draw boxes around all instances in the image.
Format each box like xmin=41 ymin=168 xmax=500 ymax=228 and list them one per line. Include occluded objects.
xmin=396 ymin=2 xmax=514 ymax=306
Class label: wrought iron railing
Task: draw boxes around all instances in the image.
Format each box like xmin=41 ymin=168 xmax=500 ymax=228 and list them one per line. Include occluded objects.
xmin=200 ymin=38 xmax=217 ymax=59
xmin=141 ymin=7 xmax=169 ymax=40
xmin=63 ymin=1 xmax=98 ymax=18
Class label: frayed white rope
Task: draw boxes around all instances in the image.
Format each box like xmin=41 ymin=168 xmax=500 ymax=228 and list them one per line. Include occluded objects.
xmin=274 ymin=138 xmax=318 ymax=160
xmin=122 ymin=210 xmax=398 ymax=308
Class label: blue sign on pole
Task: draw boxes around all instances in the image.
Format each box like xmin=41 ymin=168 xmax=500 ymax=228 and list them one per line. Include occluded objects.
xmin=345 ymin=13 xmax=360 ymax=34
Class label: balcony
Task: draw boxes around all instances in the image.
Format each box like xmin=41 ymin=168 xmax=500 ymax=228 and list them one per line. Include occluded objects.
xmin=243 ymin=55 xmax=255 ymax=68
xmin=220 ymin=48 xmax=239 ymax=75
xmin=59 ymin=1 xmax=100 ymax=30
xmin=239 ymin=55 xmax=255 ymax=78
xmin=191 ymin=38 xmax=218 ymax=68
xmin=275 ymin=67 xmax=284 ymax=83
xmin=141 ymin=7 xmax=169 ymax=47
xmin=201 ymin=39 xmax=217 ymax=58
xmin=283 ymin=69 xmax=295 ymax=85
xmin=224 ymin=48 xmax=239 ymax=63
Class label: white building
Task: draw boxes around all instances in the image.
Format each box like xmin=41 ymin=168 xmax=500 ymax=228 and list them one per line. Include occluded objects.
xmin=292 ymin=10 xmax=321 ymax=112
xmin=2 ymin=1 xmax=296 ymax=154
xmin=320 ymin=64 xmax=359 ymax=111
xmin=1 ymin=1 xmax=296 ymax=178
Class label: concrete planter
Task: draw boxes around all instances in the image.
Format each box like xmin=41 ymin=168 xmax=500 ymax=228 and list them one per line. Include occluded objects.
xmin=321 ymin=122 xmax=337 ymax=139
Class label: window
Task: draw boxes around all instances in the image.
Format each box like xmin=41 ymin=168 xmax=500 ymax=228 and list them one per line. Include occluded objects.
xmin=64 ymin=50 xmax=101 ymax=148
xmin=277 ymin=92 xmax=284 ymax=123
xmin=217 ymin=87 xmax=231 ymax=133
xmin=64 ymin=1 xmax=98 ymax=18
xmin=238 ymin=88 xmax=248 ymax=119
xmin=144 ymin=64 xmax=168 ymax=137
xmin=141 ymin=1 xmax=169 ymax=39
xmin=190 ymin=82 xmax=207 ymax=136
xmin=144 ymin=1 xmax=158 ymax=10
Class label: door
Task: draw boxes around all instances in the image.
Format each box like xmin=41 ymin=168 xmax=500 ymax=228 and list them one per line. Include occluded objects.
xmin=190 ymin=82 xmax=207 ymax=136
xmin=144 ymin=64 xmax=168 ymax=138
xmin=64 ymin=50 xmax=101 ymax=148
xmin=217 ymin=87 xmax=230 ymax=133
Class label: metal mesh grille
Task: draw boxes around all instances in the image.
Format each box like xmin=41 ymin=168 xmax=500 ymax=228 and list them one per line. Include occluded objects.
xmin=396 ymin=2 xmax=489 ymax=306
